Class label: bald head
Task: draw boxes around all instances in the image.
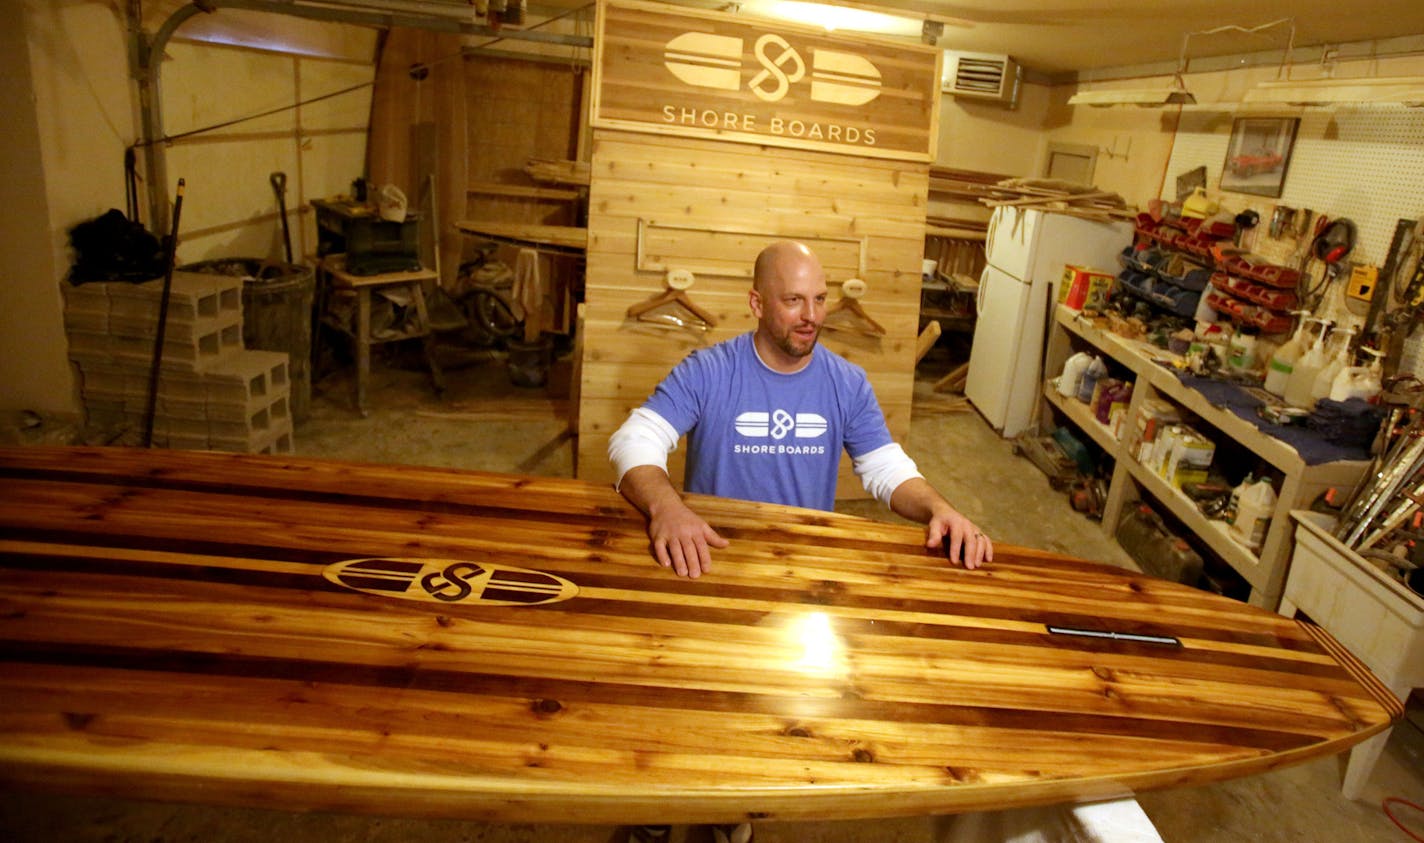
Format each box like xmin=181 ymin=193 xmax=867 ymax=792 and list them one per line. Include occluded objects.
xmin=748 ymin=241 xmax=828 ymax=372
xmin=753 ymin=241 xmax=823 ymax=293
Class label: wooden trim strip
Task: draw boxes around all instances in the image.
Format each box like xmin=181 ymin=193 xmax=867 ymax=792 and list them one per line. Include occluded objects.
xmin=1297 ymin=620 xmax=1406 ymax=722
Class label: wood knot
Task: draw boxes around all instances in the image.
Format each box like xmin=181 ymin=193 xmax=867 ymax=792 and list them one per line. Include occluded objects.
xmin=851 ymin=748 xmax=876 ymax=763
xmin=62 ymin=712 xmax=97 ymax=731
xmin=782 ymin=725 xmax=813 ymax=738
xmin=532 ymin=698 xmax=563 ymax=716
xmin=435 ymin=615 xmax=453 ymax=628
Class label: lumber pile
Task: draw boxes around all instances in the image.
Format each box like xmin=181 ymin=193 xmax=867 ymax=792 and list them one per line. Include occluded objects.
xmin=977 ymin=178 xmax=1135 ymax=222
xmin=928 ymin=166 xmax=1015 ymax=203
xmin=524 ymin=158 xmax=591 ymax=187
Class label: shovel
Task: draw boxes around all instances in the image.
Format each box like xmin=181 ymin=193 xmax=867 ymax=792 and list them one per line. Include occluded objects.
xmin=271 ymin=171 xmax=292 ymax=263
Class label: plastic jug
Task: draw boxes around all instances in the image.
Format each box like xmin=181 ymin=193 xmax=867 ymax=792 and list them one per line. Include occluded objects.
xmin=1231 ymin=478 xmax=1276 ymax=550
xmin=1310 ymin=326 xmax=1357 ymax=408
xmin=1284 ymin=321 xmax=1330 ymax=409
xmin=1058 ymin=351 xmax=1093 ymax=397
xmin=1330 ymin=347 xmax=1384 ymax=402
xmin=1076 ymin=356 xmax=1107 ymax=403
xmin=1264 ymin=315 xmax=1311 ymax=396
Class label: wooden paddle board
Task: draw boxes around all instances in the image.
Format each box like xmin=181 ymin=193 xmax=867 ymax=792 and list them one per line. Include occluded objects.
xmin=0 ymin=446 xmax=1400 ymax=824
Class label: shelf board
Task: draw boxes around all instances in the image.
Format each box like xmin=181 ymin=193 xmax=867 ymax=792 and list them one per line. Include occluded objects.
xmin=1044 ymin=383 xmax=1118 ymax=454
xmin=1053 ymin=306 xmax=1305 ymax=472
xmin=1123 ymin=459 xmax=1264 ymax=585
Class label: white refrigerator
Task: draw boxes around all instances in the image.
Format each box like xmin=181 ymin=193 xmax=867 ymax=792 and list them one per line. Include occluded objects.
xmin=965 ymin=206 xmax=1131 ymax=438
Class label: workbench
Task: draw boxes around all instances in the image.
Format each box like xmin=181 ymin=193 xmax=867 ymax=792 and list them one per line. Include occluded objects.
xmin=317 ymin=254 xmax=443 ymax=416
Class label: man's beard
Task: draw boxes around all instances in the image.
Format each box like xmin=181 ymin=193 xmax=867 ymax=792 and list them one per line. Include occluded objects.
xmin=774 ymin=323 xmax=820 ymax=358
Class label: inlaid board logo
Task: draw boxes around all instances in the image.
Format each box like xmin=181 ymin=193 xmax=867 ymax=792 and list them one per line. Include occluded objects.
xmin=324 ymin=558 xmax=579 ymax=606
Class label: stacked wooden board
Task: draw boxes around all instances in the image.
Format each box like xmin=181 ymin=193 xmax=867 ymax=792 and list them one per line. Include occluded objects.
xmin=0 ymin=446 xmax=1401 ymax=825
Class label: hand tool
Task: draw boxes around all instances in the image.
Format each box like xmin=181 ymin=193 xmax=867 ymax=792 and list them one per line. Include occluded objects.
xmin=142 ymin=178 xmax=186 ymax=448
xmin=271 ymin=171 xmax=293 ymax=263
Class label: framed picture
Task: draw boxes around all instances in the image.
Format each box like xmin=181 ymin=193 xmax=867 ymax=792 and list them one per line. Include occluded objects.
xmin=1220 ymin=117 xmax=1299 ymax=198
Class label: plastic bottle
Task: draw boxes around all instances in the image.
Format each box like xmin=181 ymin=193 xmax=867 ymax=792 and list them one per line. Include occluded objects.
xmin=1264 ymin=315 xmax=1311 ymax=396
xmin=1076 ymin=356 xmax=1107 ymax=403
xmin=1310 ymin=326 xmax=1357 ymax=408
xmin=1226 ymin=328 xmax=1258 ymax=374
xmin=1058 ymin=351 xmax=1093 ymax=397
xmin=1231 ymin=478 xmax=1277 ymax=551
xmin=1330 ymin=347 xmax=1384 ymax=402
xmin=1283 ymin=322 xmax=1331 ymax=409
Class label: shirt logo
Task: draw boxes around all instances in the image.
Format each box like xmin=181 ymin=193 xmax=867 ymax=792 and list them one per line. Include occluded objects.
xmin=663 ymin=32 xmax=882 ymax=105
xmin=735 ymin=410 xmax=828 ymax=440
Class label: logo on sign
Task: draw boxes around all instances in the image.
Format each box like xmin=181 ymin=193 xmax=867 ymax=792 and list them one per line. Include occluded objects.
xmin=663 ymin=31 xmax=881 ymax=105
xmin=323 ymin=558 xmax=579 ymax=606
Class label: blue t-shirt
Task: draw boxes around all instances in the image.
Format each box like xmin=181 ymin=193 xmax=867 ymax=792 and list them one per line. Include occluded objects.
xmin=642 ymin=333 xmax=894 ymax=511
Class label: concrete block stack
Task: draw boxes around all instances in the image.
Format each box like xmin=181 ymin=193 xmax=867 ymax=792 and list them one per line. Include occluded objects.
xmin=62 ymin=272 xmax=295 ymax=454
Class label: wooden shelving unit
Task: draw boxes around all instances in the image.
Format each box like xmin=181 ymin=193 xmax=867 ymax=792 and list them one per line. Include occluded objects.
xmin=1042 ymin=305 xmax=1370 ymax=609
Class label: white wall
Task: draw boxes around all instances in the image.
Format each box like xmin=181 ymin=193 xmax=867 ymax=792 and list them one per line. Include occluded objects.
xmin=1 ymin=1 xmax=135 ymax=415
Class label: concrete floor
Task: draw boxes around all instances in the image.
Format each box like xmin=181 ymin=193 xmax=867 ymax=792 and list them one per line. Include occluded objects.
xmin=5 ymin=343 xmax=1424 ymax=841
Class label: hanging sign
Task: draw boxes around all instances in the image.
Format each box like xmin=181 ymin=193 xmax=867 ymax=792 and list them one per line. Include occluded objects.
xmin=592 ymin=0 xmax=942 ymax=162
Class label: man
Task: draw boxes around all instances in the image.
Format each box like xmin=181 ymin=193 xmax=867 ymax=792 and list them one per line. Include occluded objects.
xmin=609 ymin=240 xmax=992 ymax=577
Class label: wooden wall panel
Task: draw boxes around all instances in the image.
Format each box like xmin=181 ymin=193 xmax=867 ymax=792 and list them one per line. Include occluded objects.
xmin=576 ymin=129 xmax=927 ymax=499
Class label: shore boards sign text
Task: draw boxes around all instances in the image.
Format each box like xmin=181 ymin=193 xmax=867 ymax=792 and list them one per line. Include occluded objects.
xmin=592 ymin=0 xmax=941 ymax=162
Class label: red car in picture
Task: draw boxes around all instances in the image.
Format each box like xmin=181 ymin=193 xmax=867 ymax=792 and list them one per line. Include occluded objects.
xmin=1228 ymin=148 xmax=1284 ymax=177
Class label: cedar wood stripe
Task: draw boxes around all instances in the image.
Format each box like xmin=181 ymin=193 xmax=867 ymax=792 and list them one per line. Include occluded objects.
xmin=0 ymin=456 xmax=1270 ymax=600
xmin=0 ymin=640 xmax=1325 ymax=753
xmin=0 ymin=464 xmax=1310 ymax=635
xmin=0 ymin=454 xmax=1199 ymax=576
xmin=0 ymin=548 xmax=1354 ymax=686
xmin=0 ymin=535 xmax=1338 ymax=668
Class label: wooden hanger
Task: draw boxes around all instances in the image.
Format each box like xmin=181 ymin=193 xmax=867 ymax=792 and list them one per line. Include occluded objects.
xmin=626 ymin=269 xmax=718 ymax=331
xmin=822 ymin=278 xmax=886 ymax=337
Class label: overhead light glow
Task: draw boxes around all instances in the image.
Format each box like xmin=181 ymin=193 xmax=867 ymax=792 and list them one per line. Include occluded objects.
xmin=748 ymin=1 xmax=921 ymax=37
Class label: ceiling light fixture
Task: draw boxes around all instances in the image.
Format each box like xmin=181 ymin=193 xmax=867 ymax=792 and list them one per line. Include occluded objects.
xmin=1242 ymin=23 xmax=1424 ymax=108
xmin=1069 ymin=19 xmax=1296 ymax=108
xmin=1243 ymin=77 xmax=1424 ymax=107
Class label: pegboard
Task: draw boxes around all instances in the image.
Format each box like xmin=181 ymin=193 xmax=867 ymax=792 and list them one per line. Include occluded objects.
xmin=1166 ymin=108 xmax=1424 ymax=299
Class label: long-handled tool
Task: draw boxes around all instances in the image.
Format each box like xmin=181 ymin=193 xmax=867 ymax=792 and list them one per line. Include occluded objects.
xmin=142 ymin=178 xmax=186 ymax=448
xmin=271 ymin=171 xmax=292 ymax=263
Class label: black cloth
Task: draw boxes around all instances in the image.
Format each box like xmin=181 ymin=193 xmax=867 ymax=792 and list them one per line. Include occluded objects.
xmin=67 ymin=209 xmax=165 ymax=284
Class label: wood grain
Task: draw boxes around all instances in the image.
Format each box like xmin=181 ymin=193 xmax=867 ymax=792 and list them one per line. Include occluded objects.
xmin=0 ymin=446 xmax=1399 ymax=825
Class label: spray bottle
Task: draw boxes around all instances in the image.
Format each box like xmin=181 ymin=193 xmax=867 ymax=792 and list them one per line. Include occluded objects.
xmin=1283 ymin=320 xmax=1332 ymax=408
xmin=1264 ymin=312 xmax=1312 ymax=397
xmin=1310 ymin=326 xmax=1357 ymax=408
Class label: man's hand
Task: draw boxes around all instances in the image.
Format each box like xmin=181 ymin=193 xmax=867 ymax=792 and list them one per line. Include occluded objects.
xmin=888 ymin=477 xmax=992 ymax=569
xmin=646 ymin=496 xmax=729 ymax=578
xmin=617 ymin=465 xmax=729 ymax=578
xmin=925 ymin=505 xmax=992 ymax=570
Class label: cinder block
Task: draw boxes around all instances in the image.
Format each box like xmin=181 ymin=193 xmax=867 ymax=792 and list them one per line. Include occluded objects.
xmin=208 ymin=394 xmax=287 ymax=441
xmin=101 ymin=322 xmax=242 ymax=371
xmin=211 ymin=414 xmax=295 ymax=455
xmin=205 ymin=350 xmax=290 ymax=406
xmin=109 ymin=309 xmax=241 ymax=343
xmin=106 ymin=272 xmax=243 ymax=325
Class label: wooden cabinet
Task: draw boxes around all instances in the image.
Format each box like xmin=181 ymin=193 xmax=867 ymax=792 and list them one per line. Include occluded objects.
xmin=1043 ymin=305 xmax=1369 ymax=609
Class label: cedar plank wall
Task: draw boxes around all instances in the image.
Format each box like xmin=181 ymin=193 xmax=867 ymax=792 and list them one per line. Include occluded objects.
xmin=576 ymin=128 xmax=929 ymax=498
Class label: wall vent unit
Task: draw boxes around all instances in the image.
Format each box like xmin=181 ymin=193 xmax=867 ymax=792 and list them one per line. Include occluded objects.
xmin=943 ymin=51 xmax=1019 ymax=105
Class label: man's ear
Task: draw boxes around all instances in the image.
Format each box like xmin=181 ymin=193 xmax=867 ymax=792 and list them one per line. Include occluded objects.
xmin=748 ymin=288 xmax=763 ymax=319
